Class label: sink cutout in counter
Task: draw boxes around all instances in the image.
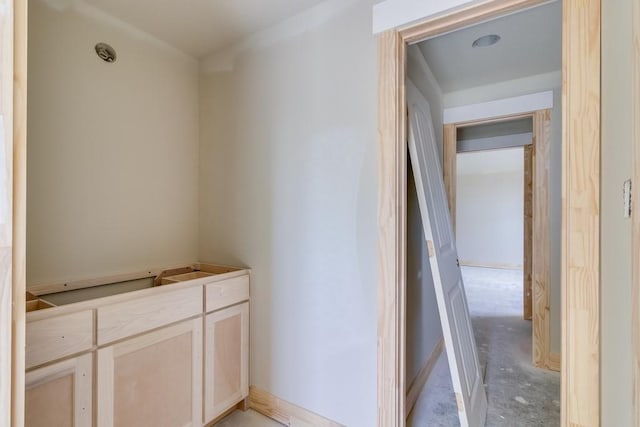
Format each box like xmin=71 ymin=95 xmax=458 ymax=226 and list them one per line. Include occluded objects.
xmin=40 ymin=277 xmax=154 ymax=306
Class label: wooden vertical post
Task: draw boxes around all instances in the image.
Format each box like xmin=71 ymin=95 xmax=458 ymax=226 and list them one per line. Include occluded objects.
xmin=12 ymin=0 xmax=27 ymax=424
xmin=443 ymin=124 xmax=457 ymax=234
xmin=523 ymin=145 xmax=533 ymax=321
xmin=532 ymin=110 xmax=551 ymax=370
xmin=377 ymin=29 xmax=406 ymax=427
xmin=562 ymin=0 xmax=601 ymax=425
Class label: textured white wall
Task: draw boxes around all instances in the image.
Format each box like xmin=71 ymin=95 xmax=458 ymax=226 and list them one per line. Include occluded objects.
xmin=406 ymin=47 xmax=444 ymax=386
xmin=456 ymin=148 xmax=524 ymax=269
xmin=198 ymin=1 xmax=377 ymax=424
xmin=27 ymin=0 xmax=200 ymax=285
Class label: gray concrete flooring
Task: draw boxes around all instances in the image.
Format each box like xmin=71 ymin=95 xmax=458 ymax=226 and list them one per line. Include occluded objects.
xmin=408 ymin=266 xmax=560 ymax=426
xmin=213 ymin=409 xmax=282 ymax=426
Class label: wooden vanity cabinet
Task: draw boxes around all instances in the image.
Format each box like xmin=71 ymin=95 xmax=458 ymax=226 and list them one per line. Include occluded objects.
xmin=204 ymin=302 xmax=249 ymax=422
xmin=25 ymin=353 xmax=92 ymax=427
xmin=25 ymin=264 xmax=250 ymax=427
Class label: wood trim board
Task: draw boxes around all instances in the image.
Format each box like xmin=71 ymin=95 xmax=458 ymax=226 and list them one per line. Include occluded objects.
xmin=12 ymin=0 xmax=27 ymax=424
xmin=248 ymin=386 xmax=345 ymax=427
xmin=443 ymin=123 xmax=457 ymax=232
xmin=523 ymin=144 xmax=533 ymax=321
xmin=531 ymin=109 xmax=552 ymax=370
xmin=561 ymin=1 xmax=600 ymax=425
xmin=0 ymin=1 xmax=14 ymax=424
xmin=405 ymin=338 xmax=444 ymax=416
xmin=377 ymin=29 xmax=407 ymax=427
xmin=377 ymin=0 xmax=600 ymax=425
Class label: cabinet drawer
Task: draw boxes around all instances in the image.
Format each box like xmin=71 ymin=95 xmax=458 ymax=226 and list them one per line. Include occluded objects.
xmin=205 ymin=275 xmax=249 ymax=313
xmin=97 ymin=286 xmax=202 ymax=345
xmin=26 ymin=310 xmax=94 ymax=369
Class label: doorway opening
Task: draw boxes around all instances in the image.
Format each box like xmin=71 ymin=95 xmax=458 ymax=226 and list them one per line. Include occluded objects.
xmin=377 ymin=0 xmax=601 ymax=425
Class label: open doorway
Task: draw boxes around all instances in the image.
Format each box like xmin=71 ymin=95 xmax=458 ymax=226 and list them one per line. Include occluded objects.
xmin=402 ymin=2 xmax=563 ymax=425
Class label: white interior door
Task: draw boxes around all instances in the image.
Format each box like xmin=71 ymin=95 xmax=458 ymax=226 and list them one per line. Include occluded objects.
xmin=407 ymin=80 xmax=487 ymax=427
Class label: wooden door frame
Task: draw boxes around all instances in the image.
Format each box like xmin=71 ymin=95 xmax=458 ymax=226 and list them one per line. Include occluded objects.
xmin=442 ymin=111 xmax=558 ymax=372
xmin=377 ymin=0 xmax=601 ymax=425
xmin=2 ymin=0 xmax=27 ymax=425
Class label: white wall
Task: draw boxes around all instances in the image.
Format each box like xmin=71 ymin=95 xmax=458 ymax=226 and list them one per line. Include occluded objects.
xmin=27 ymin=0 xmax=200 ymax=285
xmin=601 ymin=1 xmax=633 ymax=425
xmin=456 ymin=148 xmax=524 ymax=269
xmin=441 ymin=73 xmax=562 ymax=353
xmin=405 ymin=46 xmax=444 ymax=386
xmin=198 ymin=1 xmax=377 ymax=424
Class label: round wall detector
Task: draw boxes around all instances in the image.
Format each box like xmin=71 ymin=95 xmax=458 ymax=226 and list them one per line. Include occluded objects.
xmin=95 ymin=42 xmax=117 ymax=63
xmin=472 ymin=34 xmax=501 ymax=48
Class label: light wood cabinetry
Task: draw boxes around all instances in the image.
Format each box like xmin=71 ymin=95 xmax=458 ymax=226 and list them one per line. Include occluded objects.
xmin=24 ymin=263 xmax=250 ymax=427
xmin=97 ymin=318 xmax=203 ymax=427
xmin=204 ymin=302 xmax=249 ymax=421
xmin=25 ymin=353 xmax=92 ymax=427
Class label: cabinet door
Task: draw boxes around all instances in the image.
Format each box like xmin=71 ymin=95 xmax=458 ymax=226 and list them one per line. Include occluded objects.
xmin=97 ymin=318 xmax=202 ymax=427
xmin=25 ymin=353 xmax=92 ymax=427
xmin=204 ymin=302 xmax=249 ymax=422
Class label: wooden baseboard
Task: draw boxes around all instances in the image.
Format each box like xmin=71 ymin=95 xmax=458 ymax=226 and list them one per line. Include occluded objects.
xmin=459 ymin=260 xmax=523 ymax=270
xmin=547 ymin=352 xmax=560 ymax=372
xmin=406 ymin=338 xmax=445 ymax=416
xmin=249 ymin=386 xmax=344 ymax=427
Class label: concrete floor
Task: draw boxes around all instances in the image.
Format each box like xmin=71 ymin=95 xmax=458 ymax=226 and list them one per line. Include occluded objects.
xmin=408 ymin=266 xmax=560 ymax=426
xmin=213 ymin=409 xmax=282 ymax=426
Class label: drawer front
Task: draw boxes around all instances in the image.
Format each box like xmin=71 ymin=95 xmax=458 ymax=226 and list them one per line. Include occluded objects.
xmin=205 ymin=275 xmax=249 ymax=313
xmin=26 ymin=310 xmax=94 ymax=369
xmin=97 ymin=286 xmax=203 ymax=346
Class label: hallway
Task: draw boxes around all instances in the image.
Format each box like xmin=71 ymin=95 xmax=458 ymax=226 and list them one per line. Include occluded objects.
xmin=408 ymin=266 xmax=560 ymax=426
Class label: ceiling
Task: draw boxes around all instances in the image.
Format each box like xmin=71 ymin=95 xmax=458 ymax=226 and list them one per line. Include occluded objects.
xmin=81 ymin=0 xmax=328 ymax=58
xmin=417 ymin=1 xmax=561 ymax=93
xmin=457 ymin=147 xmax=523 ymax=176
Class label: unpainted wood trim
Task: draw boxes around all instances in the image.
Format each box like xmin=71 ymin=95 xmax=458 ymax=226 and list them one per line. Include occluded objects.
xmin=547 ymin=352 xmax=560 ymax=373
xmin=443 ymin=124 xmax=457 ymax=233
xmin=0 ymin=1 xmax=13 ymax=425
xmin=377 ymin=29 xmax=407 ymax=427
xmin=633 ymin=0 xmax=640 ymax=423
xmin=405 ymin=338 xmax=444 ymax=416
xmin=523 ymin=144 xmax=533 ymax=320
xmin=398 ymin=0 xmax=551 ymax=44
xmin=12 ymin=0 xmax=27 ymax=423
xmin=532 ymin=110 xmax=551 ymax=370
xmin=561 ymin=0 xmax=601 ymax=425
xmin=453 ymin=112 xmax=536 ymax=129
xmin=249 ymin=386 xmax=345 ymax=427
xmin=459 ymin=260 xmax=523 ymax=271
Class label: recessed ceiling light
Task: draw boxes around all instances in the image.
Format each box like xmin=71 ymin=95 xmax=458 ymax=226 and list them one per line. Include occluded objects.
xmin=472 ymin=34 xmax=501 ymax=48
